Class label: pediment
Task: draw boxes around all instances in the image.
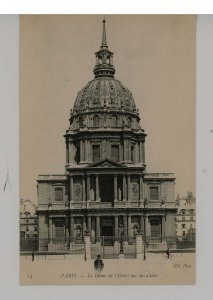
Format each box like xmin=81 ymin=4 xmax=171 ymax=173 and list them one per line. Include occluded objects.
xmin=88 ymin=159 xmax=127 ymax=169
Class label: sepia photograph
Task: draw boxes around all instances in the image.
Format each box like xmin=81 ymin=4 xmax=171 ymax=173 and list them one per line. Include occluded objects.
xmin=19 ymin=14 xmax=195 ymax=285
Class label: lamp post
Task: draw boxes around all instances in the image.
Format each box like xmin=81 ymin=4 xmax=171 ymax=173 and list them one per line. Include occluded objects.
xmin=143 ymin=197 xmax=147 ymax=261
xmin=119 ymin=224 xmax=124 ymax=255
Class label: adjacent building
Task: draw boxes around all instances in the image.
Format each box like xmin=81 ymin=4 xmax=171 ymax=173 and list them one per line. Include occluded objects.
xmin=20 ymin=199 xmax=38 ymax=239
xmin=176 ymin=192 xmax=196 ymax=241
xmin=37 ymin=19 xmax=177 ymax=253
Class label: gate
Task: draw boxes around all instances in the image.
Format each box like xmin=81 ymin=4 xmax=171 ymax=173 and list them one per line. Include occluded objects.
xmin=91 ymin=236 xmax=136 ymax=259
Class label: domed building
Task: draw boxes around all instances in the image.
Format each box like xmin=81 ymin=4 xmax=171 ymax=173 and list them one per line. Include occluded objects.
xmin=37 ymin=20 xmax=177 ymax=255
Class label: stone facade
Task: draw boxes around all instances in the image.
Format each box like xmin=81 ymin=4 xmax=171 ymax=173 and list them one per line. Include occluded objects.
xmin=20 ymin=199 xmax=38 ymax=238
xmin=37 ymin=20 xmax=177 ymax=252
xmin=176 ymin=192 xmax=196 ymax=241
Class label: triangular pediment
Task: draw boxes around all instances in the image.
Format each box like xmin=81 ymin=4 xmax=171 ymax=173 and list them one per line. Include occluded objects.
xmin=88 ymin=158 xmax=127 ymax=169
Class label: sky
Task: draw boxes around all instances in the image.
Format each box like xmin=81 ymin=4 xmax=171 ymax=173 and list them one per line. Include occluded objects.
xmin=20 ymin=15 xmax=195 ymax=203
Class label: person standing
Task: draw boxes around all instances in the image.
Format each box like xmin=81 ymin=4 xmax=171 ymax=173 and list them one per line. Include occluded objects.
xmin=94 ymin=255 xmax=104 ymax=271
xmin=166 ymin=247 xmax=170 ymax=259
xmin=32 ymin=250 xmax=35 ymax=262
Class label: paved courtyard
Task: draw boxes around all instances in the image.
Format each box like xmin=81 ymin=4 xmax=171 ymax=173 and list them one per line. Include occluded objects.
xmin=20 ymin=252 xmax=195 ymax=285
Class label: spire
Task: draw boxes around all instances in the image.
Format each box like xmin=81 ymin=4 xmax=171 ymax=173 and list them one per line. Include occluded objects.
xmin=93 ymin=18 xmax=115 ymax=78
xmin=101 ymin=19 xmax=108 ymax=48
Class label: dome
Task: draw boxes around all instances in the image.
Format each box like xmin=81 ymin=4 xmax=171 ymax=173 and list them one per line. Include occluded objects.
xmin=68 ymin=19 xmax=142 ymax=132
xmin=73 ymin=77 xmax=137 ymax=114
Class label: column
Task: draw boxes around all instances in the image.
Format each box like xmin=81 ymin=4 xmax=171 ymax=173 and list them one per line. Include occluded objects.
xmin=136 ymin=234 xmax=143 ymax=259
xmin=162 ymin=215 xmax=166 ymax=240
xmin=128 ymin=215 xmax=132 ymax=241
xmin=83 ymin=216 xmax=87 ymax=234
xmin=123 ymin=139 xmax=127 ymax=161
xmin=127 ymin=174 xmax=131 ymax=202
xmin=84 ymin=140 xmax=88 ymax=162
xmin=142 ymin=142 xmax=145 ymax=163
xmin=123 ymin=175 xmax=126 ymax=201
xmin=96 ymin=216 xmax=100 ymax=242
xmin=68 ymin=143 xmax=71 ymax=164
xmin=87 ymin=175 xmax=90 ymax=202
xmin=82 ymin=175 xmax=86 ymax=203
xmin=65 ymin=218 xmax=69 ymax=240
xmin=114 ymin=174 xmax=118 ymax=202
xmin=135 ymin=143 xmax=139 ymax=163
xmin=70 ymin=216 xmax=74 ymax=242
xmin=49 ymin=217 xmax=53 ymax=242
xmin=66 ymin=143 xmax=69 ymax=164
xmin=140 ymin=216 xmax=144 ymax=234
xmin=80 ymin=140 xmax=84 ymax=162
xmin=95 ymin=174 xmax=100 ymax=201
xmin=139 ymin=142 xmax=143 ymax=163
xmin=128 ymin=141 xmax=131 ymax=162
xmin=71 ymin=143 xmax=74 ymax=163
xmin=70 ymin=176 xmax=74 ymax=204
xmin=139 ymin=175 xmax=143 ymax=203
xmin=115 ymin=216 xmax=119 ymax=241
xmin=87 ymin=216 xmax=92 ymax=233
xmin=119 ymin=143 xmax=123 ymax=162
xmin=123 ymin=215 xmax=128 ymax=241
xmin=84 ymin=234 xmax=91 ymax=260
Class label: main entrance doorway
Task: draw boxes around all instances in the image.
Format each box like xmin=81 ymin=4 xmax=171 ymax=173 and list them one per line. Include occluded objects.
xmin=101 ymin=217 xmax=114 ymax=245
xmin=99 ymin=175 xmax=114 ymax=202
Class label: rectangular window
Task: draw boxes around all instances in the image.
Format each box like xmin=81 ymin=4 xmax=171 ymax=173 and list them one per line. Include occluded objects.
xmin=150 ymin=187 xmax=159 ymax=200
xmin=150 ymin=218 xmax=161 ymax=237
xmin=55 ymin=188 xmax=63 ymax=201
xmin=111 ymin=145 xmax=119 ymax=162
xmin=183 ymin=231 xmax=185 ymax=236
xmin=55 ymin=220 xmax=65 ymax=240
xmin=92 ymin=145 xmax=100 ymax=162
xmin=182 ymin=224 xmax=186 ymax=229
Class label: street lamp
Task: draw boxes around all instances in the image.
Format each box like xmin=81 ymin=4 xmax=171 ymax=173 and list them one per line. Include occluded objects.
xmin=119 ymin=224 xmax=124 ymax=255
xmin=143 ymin=197 xmax=147 ymax=261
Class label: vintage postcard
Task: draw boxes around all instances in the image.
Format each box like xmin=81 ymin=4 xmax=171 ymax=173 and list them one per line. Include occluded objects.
xmin=20 ymin=15 xmax=195 ymax=285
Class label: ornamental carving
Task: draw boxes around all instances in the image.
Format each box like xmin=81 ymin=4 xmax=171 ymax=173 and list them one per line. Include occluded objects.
xmin=74 ymin=183 xmax=82 ymax=200
xmin=132 ymin=182 xmax=139 ymax=200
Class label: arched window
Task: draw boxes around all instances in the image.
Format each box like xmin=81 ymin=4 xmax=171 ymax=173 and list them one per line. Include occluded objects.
xmin=79 ymin=117 xmax=84 ymax=128
xmin=93 ymin=115 xmax=100 ymax=127
xmin=55 ymin=188 xmax=63 ymax=202
xmin=75 ymin=144 xmax=80 ymax=163
xmin=92 ymin=145 xmax=100 ymax=162
xmin=111 ymin=145 xmax=119 ymax=162
xmin=111 ymin=115 xmax=117 ymax=127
